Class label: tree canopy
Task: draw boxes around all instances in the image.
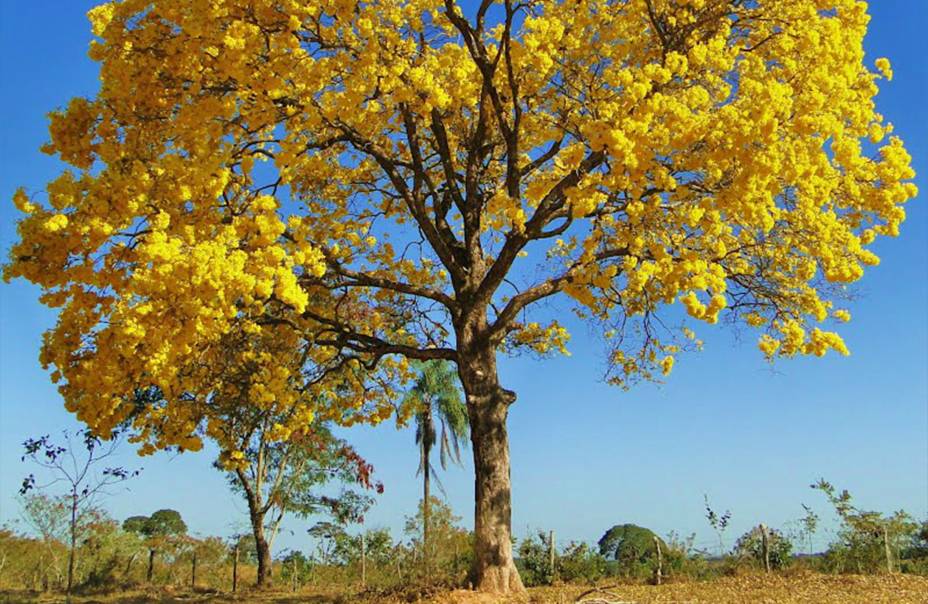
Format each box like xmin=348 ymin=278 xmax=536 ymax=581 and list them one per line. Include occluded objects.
xmin=4 ymin=0 xmax=915 ymax=445
xmin=598 ymin=524 xmax=666 ymax=566
xmin=122 ymin=509 xmax=187 ymax=538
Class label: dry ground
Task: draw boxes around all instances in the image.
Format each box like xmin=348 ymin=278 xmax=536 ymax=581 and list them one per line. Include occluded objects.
xmin=4 ymin=572 xmax=928 ymax=604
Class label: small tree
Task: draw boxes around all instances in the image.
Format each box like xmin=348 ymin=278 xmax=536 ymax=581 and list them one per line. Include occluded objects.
xmin=704 ymin=496 xmax=732 ymax=556
xmin=812 ymin=479 xmax=916 ymax=573
xmin=20 ymin=430 xmax=139 ymax=600
xmin=402 ymin=361 xmax=468 ymax=577
xmin=597 ymin=524 xmax=667 ymax=578
xmin=279 ymin=550 xmax=313 ymax=591
xmin=18 ymin=494 xmax=72 ymax=590
xmin=122 ymin=509 xmax=187 ymax=583
xmin=127 ymin=329 xmax=382 ymax=588
xmin=798 ymin=504 xmax=819 ymax=556
xmin=404 ymin=497 xmax=471 ymax=582
xmin=186 ymin=536 xmax=228 ymax=589
xmin=307 ymin=522 xmax=346 ymax=566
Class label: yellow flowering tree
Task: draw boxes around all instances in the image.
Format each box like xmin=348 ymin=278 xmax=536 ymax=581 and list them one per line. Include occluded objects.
xmin=4 ymin=0 xmax=916 ymax=592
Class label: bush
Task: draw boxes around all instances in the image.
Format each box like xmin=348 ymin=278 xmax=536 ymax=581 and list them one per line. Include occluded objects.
xmin=557 ymin=541 xmax=607 ymax=584
xmin=516 ymin=531 xmax=554 ymax=586
xmin=597 ymin=524 xmax=666 ymax=579
xmin=733 ymin=526 xmax=793 ymax=570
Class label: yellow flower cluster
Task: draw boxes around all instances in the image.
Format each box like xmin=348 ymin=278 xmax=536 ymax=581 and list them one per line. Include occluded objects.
xmin=3 ymin=0 xmax=917 ymax=443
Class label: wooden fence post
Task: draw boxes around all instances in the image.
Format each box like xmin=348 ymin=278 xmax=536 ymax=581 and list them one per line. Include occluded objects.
xmin=191 ymin=552 xmax=197 ymax=588
xmin=361 ymin=530 xmax=367 ymax=587
xmin=883 ymin=525 xmax=893 ymax=573
xmin=548 ymin=530 xmax=556 ymax=581
xmin=291 ymin=556 xmax=298 ymax=592
xmin=760 ymin=524 xmax=770 ymax=573
xmin=653 ymin=536 xmax=663 ymax=586
xmin=232 ymin=543 xmax=239 ymax=593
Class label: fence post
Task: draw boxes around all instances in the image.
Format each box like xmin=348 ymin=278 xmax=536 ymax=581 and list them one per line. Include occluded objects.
xmin=760 ymin=524 xmax=770 ymax=573
xmin=361 ymin=530 xmax=367 ymax=587
xmin=191 ymin=552 xmax=197 ymax=588
xmin=291 ymin=556 xmax=298 ymax=592
xmin=548 ymin=530 xmax=556 ymax=581
xmin=883 ymin=525 xmax=893 ymax=573
xmin=232 ymin=543 xmax=239 ymax=593
xmin=653 ymin=536 xmax=663 ymax=585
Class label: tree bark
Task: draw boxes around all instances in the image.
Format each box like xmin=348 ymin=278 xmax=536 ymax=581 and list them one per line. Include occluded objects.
xmin=457 ymin=338 xmax=525 ymax=593
xmin=67 ymin=492 xmax=77 ymax=600
xmin=147 ymin=549 xmax=155 ymax=583
xmin=422 ymin=412 xmax=431 ymax=581
xmin=236 ymin=467 xmax=273 ymax=587
xmin=252 ymin=512 xmax=273 ymax=588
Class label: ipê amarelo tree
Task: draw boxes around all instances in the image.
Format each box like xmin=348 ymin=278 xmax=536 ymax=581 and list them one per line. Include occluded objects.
xmin=4 ymin=0 xmax=917 ymax=592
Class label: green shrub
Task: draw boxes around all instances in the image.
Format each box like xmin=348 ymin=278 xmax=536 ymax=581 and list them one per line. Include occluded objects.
xmin=557 ymin=541 xmax=607 ymax=584
xmin=597 ymin=524 xmax=666 ymax=579
xmin=733 ymin=526 xmax=793 ymax=570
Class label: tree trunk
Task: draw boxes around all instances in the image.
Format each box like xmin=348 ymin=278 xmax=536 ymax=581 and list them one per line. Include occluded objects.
xmin=457 ymin=340 xmax=525 ymax=593
xmin=422 ymin=423 xmax=431 ymax=581
xmin=252 ymin=511 xmax=273 ymax=587
xmin=124 ymin=552 xmax=136 ymax=578
xmin=67 ymin=492 xmax=77 ymax=600
xmin=147 ymin=549 xmax=155 ymax=583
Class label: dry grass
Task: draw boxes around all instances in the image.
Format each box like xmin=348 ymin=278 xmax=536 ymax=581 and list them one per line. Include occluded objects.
xmin=3 ymin=572 xmax=928 ymax=604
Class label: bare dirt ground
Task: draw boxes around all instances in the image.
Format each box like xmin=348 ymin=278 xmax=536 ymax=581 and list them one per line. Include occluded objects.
xmin=4 ymin=572 xmax=928 ymax=604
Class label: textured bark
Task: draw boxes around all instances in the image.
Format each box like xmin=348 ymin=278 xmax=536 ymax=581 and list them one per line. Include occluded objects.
xmin=146 ymin=549 xmax=155 ymax=583
xmin=236 ymin=467 xmax=273 ymax=587
xmin=251 ymin=511 xmax=273 ymax=587
xmin=457 ymin=333 xmax=525 ymax=593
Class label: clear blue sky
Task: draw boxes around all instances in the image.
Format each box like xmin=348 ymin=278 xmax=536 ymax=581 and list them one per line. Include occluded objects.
xmin=1 ymin=1 xmax=925 ymax=556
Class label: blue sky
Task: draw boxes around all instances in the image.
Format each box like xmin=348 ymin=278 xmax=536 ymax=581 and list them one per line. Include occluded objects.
xmin=1 ymin=1 xmax=925 ymax=556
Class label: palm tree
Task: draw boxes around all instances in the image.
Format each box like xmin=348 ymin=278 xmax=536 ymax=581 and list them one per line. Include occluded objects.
xmin=402 ymin=360 xmax=469 ymax=575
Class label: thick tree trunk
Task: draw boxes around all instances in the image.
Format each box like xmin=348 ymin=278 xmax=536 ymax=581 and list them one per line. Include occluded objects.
xmin=457 ymin=340 xmax=525 ymax=593
xmin=251 ymin=511 xmax=273 ymax=588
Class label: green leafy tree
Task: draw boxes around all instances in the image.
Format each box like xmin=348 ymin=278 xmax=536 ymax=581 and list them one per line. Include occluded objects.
xmin=812 ymin=479 xmax=917 ymax=573
xmin=405 ymin=497 xmax=472 ymax=582
xmin=130 ymin=379 xmax=381 ymax=588
xmin=122 ymin=509 xmax=187 ymax=583
xmin=402 ymin=360 xmax=468 ymax=576
xmin=799 ymin=504 xmax=820 ymax=555
xmin=279 ymin=549 xmax=314 ymax=590
xmin=307 ymin=521 xmax=346 ymax=565
xmin=333 ymin=527 xmax=395 ymax=567
xmin=597 ymin=524 xmax=667 ymax=578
